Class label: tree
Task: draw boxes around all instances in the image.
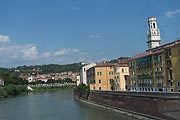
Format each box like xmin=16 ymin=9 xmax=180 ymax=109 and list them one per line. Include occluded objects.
xmin=46 ymin=79 xmax=56 ymax=84
xmin=4 ymin=84 xmax=18 ymax=96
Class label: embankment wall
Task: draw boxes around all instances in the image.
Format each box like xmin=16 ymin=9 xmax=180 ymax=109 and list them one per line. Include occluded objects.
xmin=74 ymin=90 xmax=180 ymax=120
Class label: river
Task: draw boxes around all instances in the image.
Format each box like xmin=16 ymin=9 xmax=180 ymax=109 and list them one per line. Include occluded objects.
xmin=0 ymin=89 xmax=136 ymax=120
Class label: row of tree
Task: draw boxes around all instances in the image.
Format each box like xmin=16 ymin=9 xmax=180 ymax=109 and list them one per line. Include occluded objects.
xmin=1 ymin=73 xmax=28 ymax=86
xmin=0 ymin=85 xmax=27 ymax=97
xmin=16 ymin=63 xmax=82 ymax=74
xmin=29 ymin=78 xmax=75 ymax=85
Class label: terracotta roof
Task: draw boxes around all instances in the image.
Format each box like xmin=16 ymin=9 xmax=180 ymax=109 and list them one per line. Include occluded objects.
xmin=116 ymin=64 xmax=129 ymax=67
xmin=131 ymin=49 xmax=163 ymax=60
xmin=96 ymin=63 xmax=116 ymax=67
xmin=131 ymin=40 xmax=180 ymax=60
xmin=147 ymin=40 xmax=180 ymax=52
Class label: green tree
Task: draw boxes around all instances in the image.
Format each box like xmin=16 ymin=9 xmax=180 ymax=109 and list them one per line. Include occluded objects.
xmin=16 ymin=85 xmax=28 ymax=94
xmin=46 ymin=79 xmax=56 ymax=84
xmin=4 ymin=84 xmax=18 ymax=96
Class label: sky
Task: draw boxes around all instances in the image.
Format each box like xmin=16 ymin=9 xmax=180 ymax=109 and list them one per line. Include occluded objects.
xmin=0 ymin=0 xmax=180 ymax=68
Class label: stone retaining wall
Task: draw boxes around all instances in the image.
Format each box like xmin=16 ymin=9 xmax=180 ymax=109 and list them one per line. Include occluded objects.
xmin=74 ymin=90 xmax=180 ymax=120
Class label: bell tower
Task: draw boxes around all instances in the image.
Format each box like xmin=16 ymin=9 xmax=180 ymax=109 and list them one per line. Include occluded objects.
xmin=147 ymin=17 xmax=162 ymax=49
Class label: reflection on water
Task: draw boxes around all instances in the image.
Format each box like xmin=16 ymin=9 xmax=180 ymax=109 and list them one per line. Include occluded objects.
xmin=0 ymin=89 xmax=135 ymax=120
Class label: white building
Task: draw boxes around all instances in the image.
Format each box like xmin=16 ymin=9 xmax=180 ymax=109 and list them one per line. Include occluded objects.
xmin=76 ymin=75 xmax=80 ymax=86
xmin=27 ymin=76 xmax=34 ymax=83
xmin=147 ymin=16 xmax=162 ymax=49
xmin=80 ymin=63 xmax=96 ymax=85
xmin=0 ymin=78 xmax=4 ymax=86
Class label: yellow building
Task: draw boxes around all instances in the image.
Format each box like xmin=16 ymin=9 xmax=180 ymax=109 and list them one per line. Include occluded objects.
xmin=114 ymin=59 xmax=130 ymax=91
xmin=129 ymin=40 xmax=180 ymax=92
xmin=87 ymin=63 xmax=116 ymax=90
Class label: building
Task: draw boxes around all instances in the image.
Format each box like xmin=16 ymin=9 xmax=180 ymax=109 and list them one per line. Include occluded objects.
xmin=76 ymin=75 xmax=80 ymax=86
xmin=0 ymin=78 xmax=4 ymax=86
xmin=87 ymin=63 xmax=116 ymax=90
xmin=129 ymin=17 xmax=180 ymax=92
xmin=80 ymin=63 xmax=96 ymax=85
xmin=114 ymin=58 xmax=130 ymax=91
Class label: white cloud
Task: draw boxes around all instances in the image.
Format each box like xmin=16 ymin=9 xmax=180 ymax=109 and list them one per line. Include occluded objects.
xmin=42 ymin=52 xmax=51 ymax=58
xmin=51 ymin=48 xmax=90 ymax=64
xmin=54 ymin=48 xmax=80 ymax=56
xmin=22 ymin=45 xmax=38 ymax=60
xmin=0 ymin=35 xmax=10 ymax=42
xmin=166 ymin=9 xmax=180 ymax=17
xmin=0 ymin=44 xmax=39 ymax=65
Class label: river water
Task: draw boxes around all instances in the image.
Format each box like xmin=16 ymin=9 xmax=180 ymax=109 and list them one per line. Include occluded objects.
xmin=0 ymin=89 xmax=135 ymax=120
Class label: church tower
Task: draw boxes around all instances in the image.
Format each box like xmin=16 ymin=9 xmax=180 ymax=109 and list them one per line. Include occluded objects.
xmin=147 ymin=17 xmax=162 ymax=49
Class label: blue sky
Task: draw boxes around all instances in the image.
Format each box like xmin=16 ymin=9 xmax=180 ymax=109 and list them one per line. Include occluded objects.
xmin=0 ymin=0 xmax=180 ymax=68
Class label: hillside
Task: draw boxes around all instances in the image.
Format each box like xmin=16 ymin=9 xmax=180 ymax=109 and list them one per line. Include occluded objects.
xmin=0 ymin=63 xmax=82 ymax=75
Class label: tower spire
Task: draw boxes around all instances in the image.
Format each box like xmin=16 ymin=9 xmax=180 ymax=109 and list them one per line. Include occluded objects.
xmin=147 ymin=17 xmax=162 ymax=49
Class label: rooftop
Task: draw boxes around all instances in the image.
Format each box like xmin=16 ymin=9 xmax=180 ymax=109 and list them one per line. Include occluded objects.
xmin=131 ymin=40 xmax=180 ymax=60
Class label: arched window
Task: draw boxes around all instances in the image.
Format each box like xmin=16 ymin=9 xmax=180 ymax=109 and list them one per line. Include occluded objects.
xmin=153 ymin=23 xmax=156 ymax=28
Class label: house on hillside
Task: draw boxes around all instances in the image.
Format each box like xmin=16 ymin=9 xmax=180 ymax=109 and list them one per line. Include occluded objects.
xmin=0 ymin=78 xmax=4 ymax=86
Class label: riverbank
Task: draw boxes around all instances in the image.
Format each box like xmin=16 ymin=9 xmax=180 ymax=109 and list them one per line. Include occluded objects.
xmin=74 ymin=89 xmax=180 ymax=120
xmin=0 ymin=85 xmax=27 ymax=98
xmin=0 ymin=83 xmax=75 ymax=98
xmin=29 ymin=83 xmax=75 ymax=91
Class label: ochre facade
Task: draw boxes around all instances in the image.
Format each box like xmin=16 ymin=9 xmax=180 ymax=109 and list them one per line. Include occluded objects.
xmin=129 ymin=40 xmax=180 ymax=92
xmin=87 ymin=63 xmax=115 ymax=91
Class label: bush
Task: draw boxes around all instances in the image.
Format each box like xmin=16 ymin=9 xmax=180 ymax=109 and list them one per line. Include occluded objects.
xmin=76 ymin=83 xmax=89 ymax=92
xmin=4 ymin=84 xmax=18 ymax=96
xmin=0 ymin=88 xmax=8 ymax=97
xmin=17 ymin=85 xmax=27 ymax=94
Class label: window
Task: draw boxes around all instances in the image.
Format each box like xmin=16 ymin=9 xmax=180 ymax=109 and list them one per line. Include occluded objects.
xmin=84 ymin=68 xmax=86 ymax=72
xmin=124 ymin=75 xmax=128 ymax=80
xmin=99 ymin=87 xmax=101 ymax=90
xmin=156 ymin=67 xmax=158 ymax=72
xmin=170 ymin=89 xmax=174 ymax=92
xmin=153 ymin=23 xmax=155 ymax=28
xmin=170 ymin=82 xmax=173 ymax=86
xmin=166 ymin=49 xmax=172 ymax=57
xmin=125 ymin=85 xmax=128 ymax=90
xmin=159 ymin=67 xmax=163 ymax=72
xmin=109 ymin=71 xmax=113 ymax=75
xmin=93 ymin=87 xmax=96 ymax=90
xmin=122 ymin=69 xmax=124 ymax=73
xmin=178 ymin=82 xmax=180 ymax=86
xmin=110 ymin=79 xmax=114 ymax=84
xmin=97 ymin=72 xmax=102 ymax=76
xmin=159 ymin=56 xmax=162 ymax=63
xmin=99 ymin=79 xmax=101 ymax=84
xmin=90 ymin=80 xmax=96 ymax=84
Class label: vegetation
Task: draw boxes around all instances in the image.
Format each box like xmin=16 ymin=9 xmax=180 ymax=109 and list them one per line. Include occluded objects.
xmin=76 ymin=83 xmax=89 ymax=92
xmin=0 ymin=62 xmax=82 ymax=98
xmin=0 ymin=73 xmax=28 ymax=86
xmin=0 ymin=63 xmax=82 ymax=77
xmin=0 ymin=85 xmax=27 ymax=97
xmin=108 ymin=57 xmax=130 ymax=63
xmin=31 ymin=84 xmax=75 ymax=91
xmin=29 ymin=78 xmax=75 ymax=85
xmin=0 ymin=73 xmax=28 ymax=98
xmin=15 ymin=63 xmax=82 ymax=74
